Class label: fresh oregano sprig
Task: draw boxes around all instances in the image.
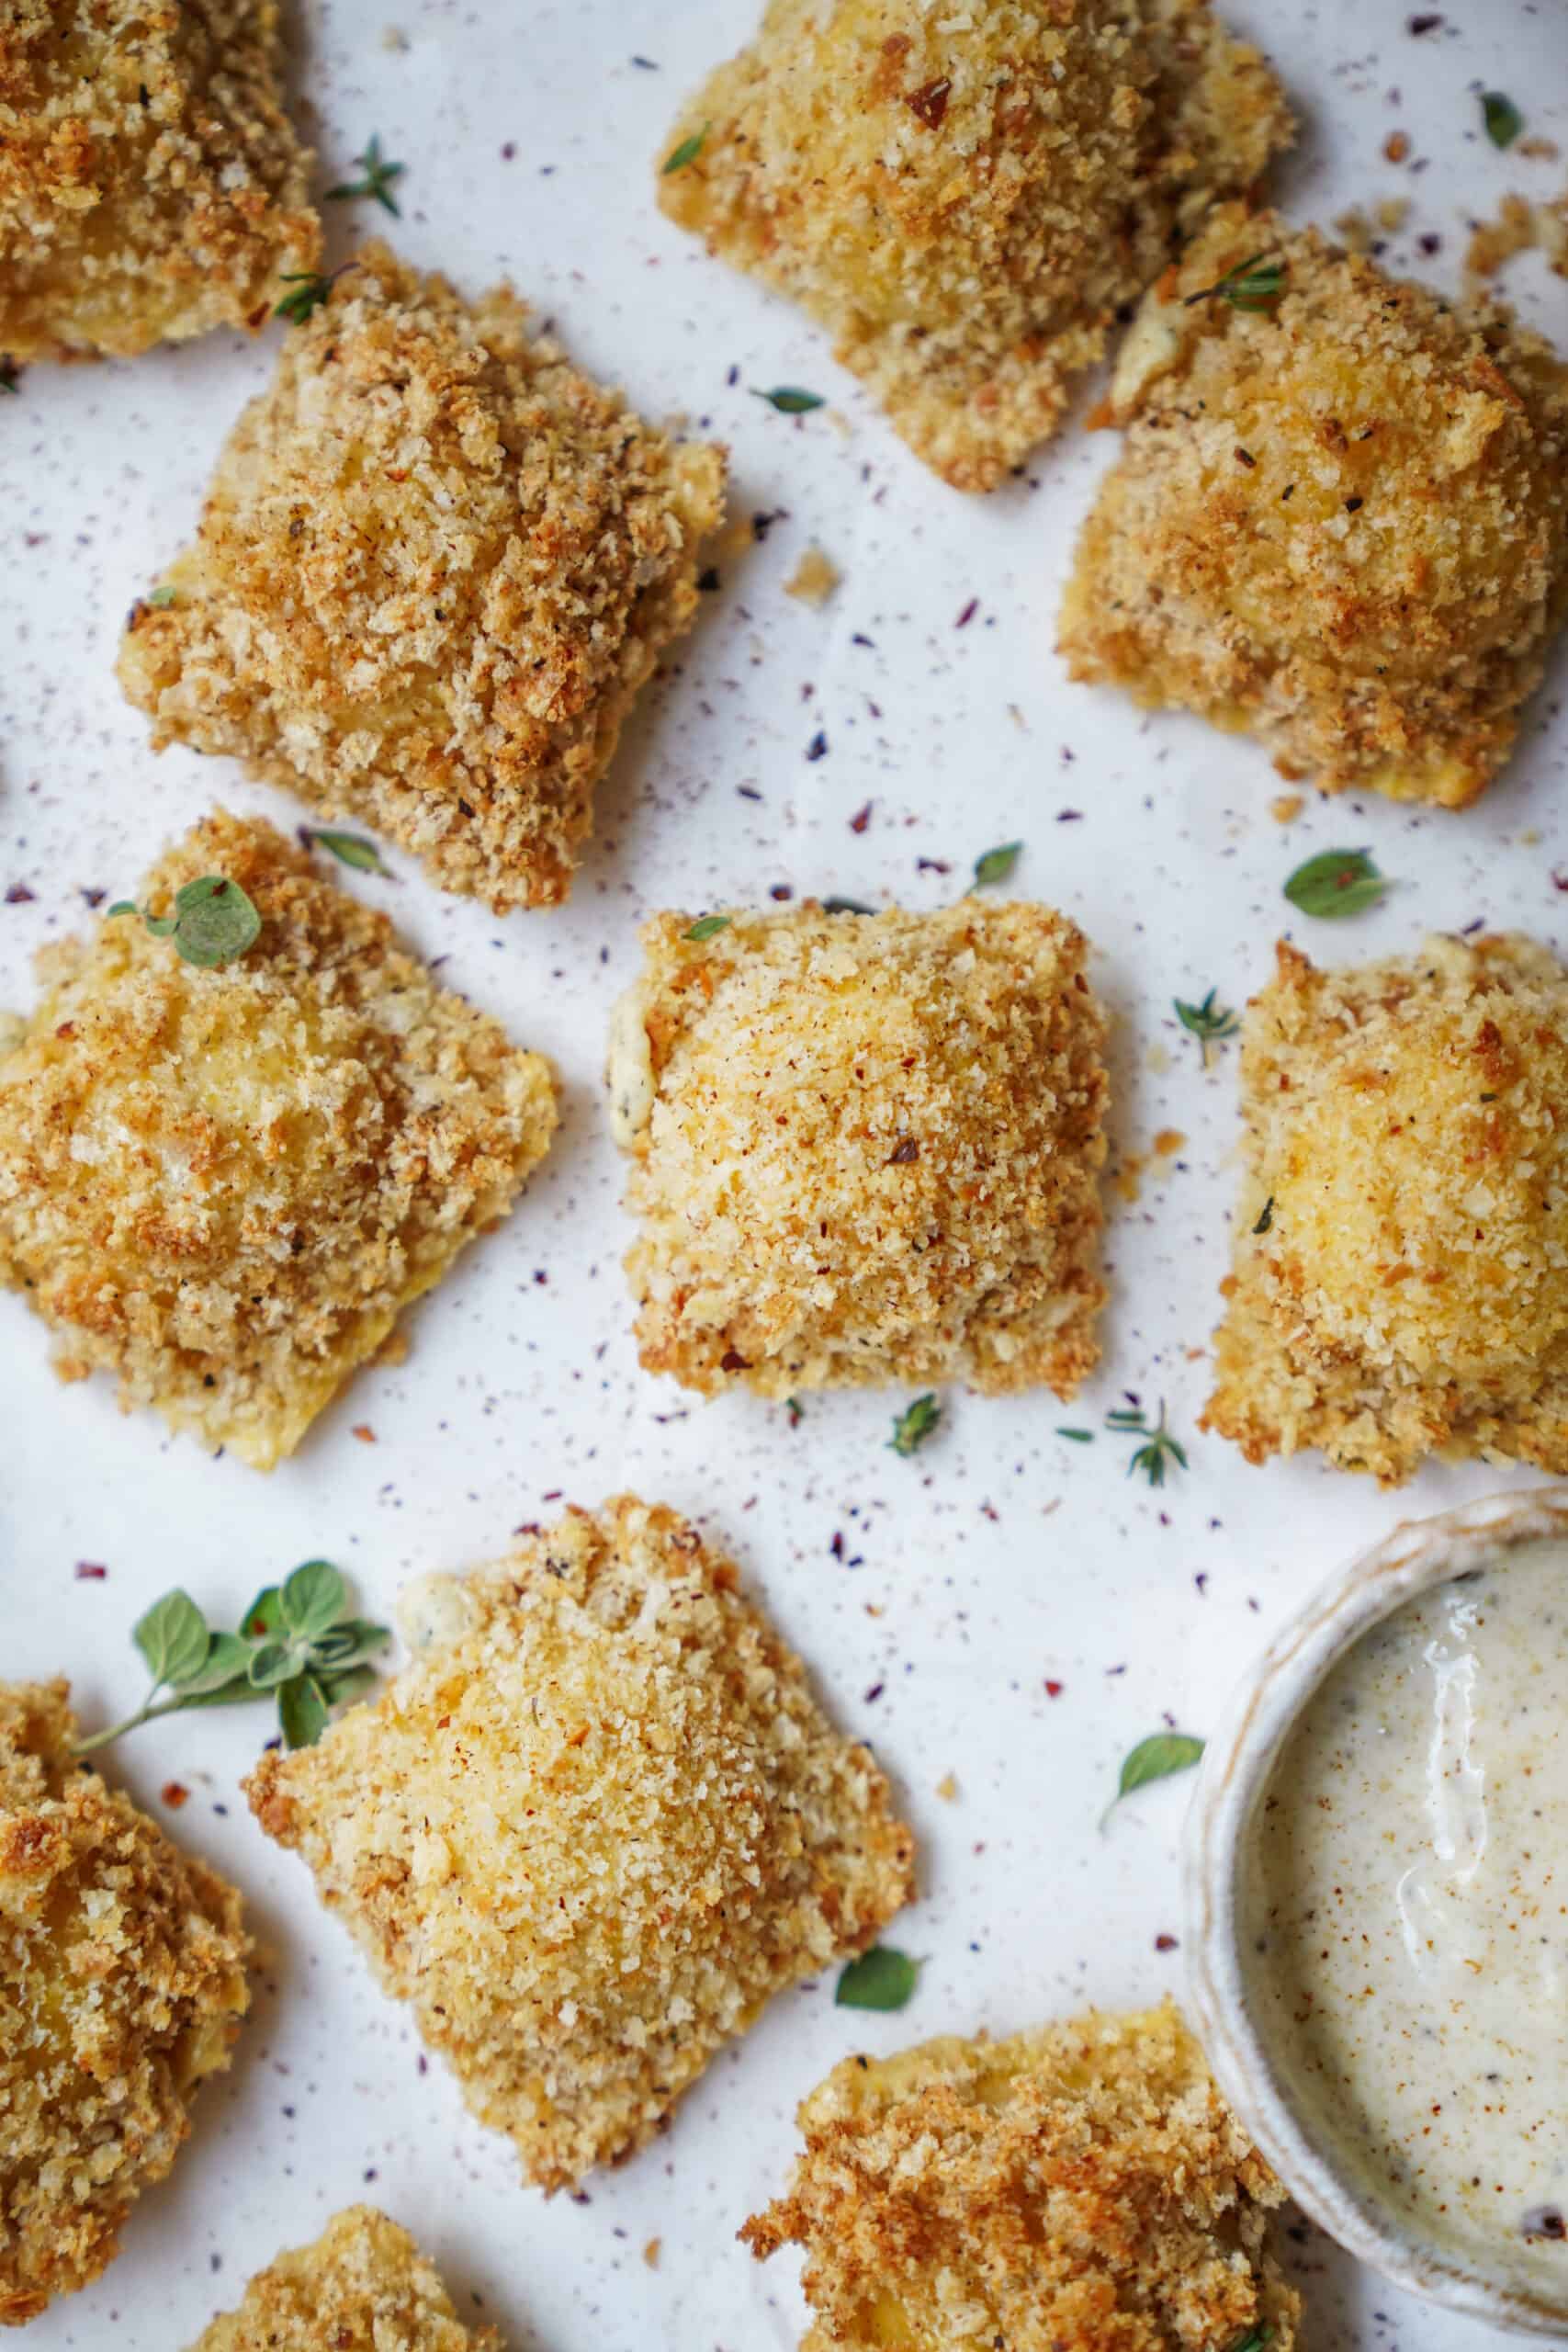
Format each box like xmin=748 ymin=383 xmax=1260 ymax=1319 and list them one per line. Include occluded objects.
xmin=72 ymin=1564 xmax=389 ymax=1757
xmin=109 ymin=875 xmax=262 ymax=968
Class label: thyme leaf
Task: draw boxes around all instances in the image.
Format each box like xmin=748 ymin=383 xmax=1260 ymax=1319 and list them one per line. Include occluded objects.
xmin=1185 ymin=253 xmax=1287 ymax=313
xmin=1174 ymin=987 xmax=1240 ymax=1068
xmin=325 ymin=134 xmax=406 ymax=214
xmin=1106 ymin=1400 xmax=1188 ymax=1487
xmin=890 ymin=1394 xmax=942 ymax=1456
xmin=662 ymin=125 xmax=707 ymax=175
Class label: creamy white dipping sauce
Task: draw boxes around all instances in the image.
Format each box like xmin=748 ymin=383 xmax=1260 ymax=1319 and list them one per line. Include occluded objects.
xmin=1244 ymin=1538 xmax=1568 ymax=2298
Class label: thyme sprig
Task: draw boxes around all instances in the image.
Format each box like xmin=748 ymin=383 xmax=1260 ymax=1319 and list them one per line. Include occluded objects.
xmin=326 ymin=134 xmax=406 ymax=215
xmin=275 ymin=266 xmax=354 ymax=324
xmin=1106 ymin=1400 xmax=1188 ymax=1487
xmin=1174 ymin=988 xmax=1240 ymax=1068
xmin=1185 ymin=253 xmax=1286 ymax=313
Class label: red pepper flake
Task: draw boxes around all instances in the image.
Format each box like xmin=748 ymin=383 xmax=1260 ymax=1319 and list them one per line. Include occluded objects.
xmin=6 ymin=883 xmax=34 ymax=904
xmin=905 ymin=75 xmax=951 ymax=130
xmin=1552 ymin=871 xmax=1568 ymax=893
xmin=1384 ymin=130 xmax=1411 ymax=163
xmin=74 ymin=1561 xmax=107 ymax=1580
xmin=917 ymin=856 xmax=951 ymax=874
xmin=850 ymin=801 xmax=873 ymax=834
xmin=806 ymin=729 xmax=829 ymax=762
xmin=1155 ymin=1932 xmax=1179 ymax=1952
xmin=719 ymin=1347 xmax=752 ymax=1371
xmin=954 ymin=595 xmax=978 ymax=628
xmin=1044 ymin=1679 xmax=1065 ymax=1697
xmin=829 ymin=1531 xmax=845 ymax=1560
xmin=161 ymin=1781 xmax=190 ymax=1810
xmin=1235 ymin=447 xmax=1257 ymax=469
xmin=769 ymin=883 xmax=794 ymax=900
xmin=351 ymin=1423 xmax=376 ymax=1442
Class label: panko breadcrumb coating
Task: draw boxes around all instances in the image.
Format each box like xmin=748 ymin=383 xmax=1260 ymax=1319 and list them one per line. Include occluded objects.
xmin=1060 ymin=205 xmax=1568 ymax=808
xmin=116 ymin=242 xmax=727 ymax=910
xmin=0 ymin=1679 xmax=249 ymax=2326
xmin=657 ymin=0 xmax=1292 ymax=491
xmin=742 ymin=1999 xmax=1301 ymax=2352
xmin=609 ymin=901 xmax=1109 ymax=1398
xmin=1203 ymin=933 xmax=1568 ymax=1485
xmin=246 ymin=1497 xmax=914 ymax=2192
xmin=0 ymin=0 xmax=318 ymax=361
xmin=190 ymin=2205 xmax=499 ymax=2352
xmin=0 ymin=809 xmax=557 ymax=1470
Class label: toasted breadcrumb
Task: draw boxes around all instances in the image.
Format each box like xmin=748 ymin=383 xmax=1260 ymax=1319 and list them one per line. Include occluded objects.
xmin=1465 ymin=188 xmax=1568 ymax=288
xmin=784 ymin=546 xmax=841 ymax=607
xmin=0 ymin=810 xmax=557 ymax=1470
xmin=116 ymin=243 xmax=727 ymax=910
xmin=1060 ymin=205 xmax=1568 ymax=808
xmin=189 ymin=2205 xmax=498 ymax=2352
xmin=0 ymin=0 xmax=318 ymax=361
xmin=0 ymin=1680 xmax=250 ymax=2326
xmin=1203 ymin=933 xmax=1568 ymax=1485
xmin=246 ymin=1498 xmax=914 ymax=2192
xmin=609 ymin=901 xmax=1109 ymax=1399
xmin=658 ymin=0 xmax=1292 ymax=492
xmin=741 ymin=2000 xmax=1301 ymax=2352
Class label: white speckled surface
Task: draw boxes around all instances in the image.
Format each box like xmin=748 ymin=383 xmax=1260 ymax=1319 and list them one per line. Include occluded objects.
xmin=3 ymin=4 xmax=1566 ymax=2347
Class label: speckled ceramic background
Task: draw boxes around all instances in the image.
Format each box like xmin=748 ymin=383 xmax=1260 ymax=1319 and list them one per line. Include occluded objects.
xmin=4 ymin=4 xmax=1567 ymax=2347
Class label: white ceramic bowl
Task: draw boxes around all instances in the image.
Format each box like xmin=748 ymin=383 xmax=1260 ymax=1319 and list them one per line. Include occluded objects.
xmin=1185 ymin=1485 xmax=1568 ymax=2336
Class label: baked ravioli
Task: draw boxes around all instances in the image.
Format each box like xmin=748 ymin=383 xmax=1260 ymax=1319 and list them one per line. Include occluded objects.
xmin=657 ymin=0 xmax=1292 ymax=490
xmin=0 ymin=809 xmax=557 ymax=1469
xmin=0 ymin=1679 xmax=250 ymax=2325
xmin=1204 ymin=934 xmax=1568 ymax=1485
xmin=742 ymin=2001 xmax=1301 ymax=2352
xmin=0 ymin=0 xmax=318 ymax=362
xmin=609 ymin=900 xmax=1109 ymax=1398
xmin=1060 ymin=205 xmax=1568 ymax=807
xmin=246 ymin=1497 xmax=914 ymax=2192
xmin=117 ymin=243 xmax=727 ymax=910
xmin=189 ymin=2205 xmax=499 ymax=2352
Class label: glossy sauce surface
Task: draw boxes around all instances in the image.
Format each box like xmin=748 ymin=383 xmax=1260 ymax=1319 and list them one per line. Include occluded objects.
xmin=1245 ymin=1542 xmax=1568 ymax=2297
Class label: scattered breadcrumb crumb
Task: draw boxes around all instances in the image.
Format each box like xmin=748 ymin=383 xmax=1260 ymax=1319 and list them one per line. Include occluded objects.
xmin=935 ymin=1772 xmax=958 ymax=1803
xmin=657 ymin=0 xmax=1292 ymax=491
xmin=1061 ymin=204 xmax=1568 ymax=809
xmin=1269 ymin=793 xmax=1304 ymax=824
xmin=0 ymin=1680 xmax=250 ymax=2325
xmin=784 ymin=547 xmax=841 ymax=608
xmin=1153 ymin=1127 xmax=1185 ymax=1157
xmin=246 ymin=1498 xmax=915 ymax=2192
xmin=117 ymin=243 xmax=726 ymax=910
xmin=741 ymin=2000 xmax=1301 ymax=2352
xmin=609 ymin=901 xmax=1109 ymax=1399
xmin=1465 ymin=188 xmax=1568 ymax=288
xmin=0 ymin=0 xmax=319 ymax=360
xmin=1376 ymin=196 xmax=1409 ymax=232
xmin=189 ymin=2205 xmax=497 ymax=2352
xmin=641 ymin=2239 xmax=661 ymax=2271
xmin=0 ymin=810 xmax=557 ymax=1470
xmin=1204 ymin=933 xmax=1568 ymax=1484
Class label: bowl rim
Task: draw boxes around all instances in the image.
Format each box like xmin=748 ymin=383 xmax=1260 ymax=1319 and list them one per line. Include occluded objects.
xmin=1183 ymin=1483 xmax=1568 ymax=2337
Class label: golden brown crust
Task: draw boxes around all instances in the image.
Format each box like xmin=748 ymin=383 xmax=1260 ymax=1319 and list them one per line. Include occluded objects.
xmin=742 ymin=2000 xmax=1301 ymax=2352
xmin=0 ymin=0 xmax=318 ymax=361
xmin=611 ymin=900 xmax=1109 ymax=1399
xmin=0 ymin=809 xmax=557 ymax=1469
xmin=116 ymin=242 xmax=728 ymax=910
xmin=1060 ymin=205 xmax=1568 ymax=807
xmin=1203 ymin=933 xmax=1568 ymax=1485
xmin=245 ymin=1497 xmax=915 ymax=2192
xmin=189 ymin=2204 xmax=500 ymax=2352
xmin=658 ymin=0 xmax=1292 ymax=490
xmin=0 ymin=1680 xmax=250 ymax=2326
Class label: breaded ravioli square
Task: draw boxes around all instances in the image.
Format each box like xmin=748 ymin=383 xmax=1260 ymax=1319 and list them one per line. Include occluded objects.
xmin=0 ymin=810 xmax=557 ymax=1469
xmin=246 ymin=1498 xmax=915 ymax=2191
xmin=608 ymin=901 xmax=1109 ymax=1398
xmin=742 ymin=2001 xmax=1301 ymax=2352
xmin=0 ymin=0 xmax=318 ymax=362
xmin=0 ymin=1680 xmax=250 ymax=2326
xmin=1060 ymin=206 xmax=1568 ymax=807
xmin=117 ymin=243 xmax=727 ymax=910
xmin=1204 ymin=934 xmax=1568 ymax=1485
xmin=190 ymin=2205 xmax=499 ymax=2352
xmin=657 ymin=0 xmax=1291 ymax=490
